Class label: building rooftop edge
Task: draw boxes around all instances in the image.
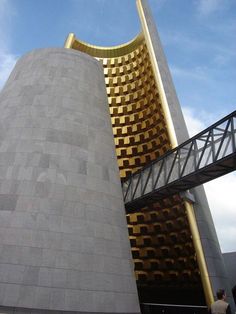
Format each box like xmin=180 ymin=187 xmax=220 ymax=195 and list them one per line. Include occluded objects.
xmin=65 ymin=32 xmax=145 ymax=58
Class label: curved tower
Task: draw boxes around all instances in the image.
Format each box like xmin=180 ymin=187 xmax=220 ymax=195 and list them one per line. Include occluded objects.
xmin=64 ymin=0 xmax=233 ymax=309
xmin=0 ymin=48 xmax=140 ymax=313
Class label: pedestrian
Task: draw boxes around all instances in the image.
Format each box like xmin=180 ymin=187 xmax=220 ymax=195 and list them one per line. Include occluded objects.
xmin=209 ymin=289 xmax=232 ymax=314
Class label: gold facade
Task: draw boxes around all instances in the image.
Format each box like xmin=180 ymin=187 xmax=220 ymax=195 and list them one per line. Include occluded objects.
xmin=128 ymin=196 xmax=200 ymax=287
xmin=66 ymin=34 xmax=171 ymax=179
xmin=64 ymin=1 xmax=213 ymax=304
xmin=104 ymin=40 xmax=170 ymax=179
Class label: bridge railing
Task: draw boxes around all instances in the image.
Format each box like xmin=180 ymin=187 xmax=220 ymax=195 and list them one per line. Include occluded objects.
xmin=140 ymin=303 xmax=208 ymax=314
xmin=122 ymin=111 xmax=236 ymax=208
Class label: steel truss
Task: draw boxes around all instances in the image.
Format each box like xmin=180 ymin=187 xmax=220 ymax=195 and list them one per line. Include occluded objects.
xmin=123 ymin=111 xmax=236 ymax=210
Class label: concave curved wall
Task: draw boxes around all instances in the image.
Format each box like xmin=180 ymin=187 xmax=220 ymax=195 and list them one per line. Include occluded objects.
xmin=0 ymin=48 xmax=140 ymax=314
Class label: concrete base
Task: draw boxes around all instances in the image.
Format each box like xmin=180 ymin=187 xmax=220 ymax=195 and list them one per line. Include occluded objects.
xmin=0 ymin=305 xmax=140 ymax=314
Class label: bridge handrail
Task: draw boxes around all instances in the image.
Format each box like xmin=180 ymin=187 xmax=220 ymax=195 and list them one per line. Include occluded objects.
xmin=122 ymin=110 xmax=236 ymax=204
xmin=122 ymin=110 xmax=235 ymax=183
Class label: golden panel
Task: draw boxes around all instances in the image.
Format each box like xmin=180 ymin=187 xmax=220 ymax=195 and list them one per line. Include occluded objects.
xmin=127 ymin=195 xmax=201 ymax=288
xmin=102 ymin=44 xmax=170 ymax=178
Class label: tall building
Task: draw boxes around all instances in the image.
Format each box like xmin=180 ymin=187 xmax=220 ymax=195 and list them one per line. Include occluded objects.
xmin=0 ymin=0 xmax=234 ymax=313
xmin=64 ymin=0 xmax=234 ymax=309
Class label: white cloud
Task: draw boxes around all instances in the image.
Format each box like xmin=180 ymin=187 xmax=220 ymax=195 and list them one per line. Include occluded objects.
xmin=0 ymin=0 xmax=8 ymax=16
xmin=149 ymin=0 xmax=167 ymax=11
xmin=0 ymin=0 xmax=18 ymax=91
xmin=197 ymin=0 xmax=222 ymax=15
xmin=183 ymin=107 xmax=236 ymax=253
xmin=205 ymin=174 xmax=236 ymax=253
xmin=164 ymin=31 xmax=236 ymax=67
xmin=0 ymin=0 xmax=15 ymax=45
xmin=195 ymin=0 xmax=234 ymax=16
xmin=182 ymin=107 xmax=205 ymax=136
xmin=0 ymin=52 xmax=17 ymax=90
xmin=170 ymin=64 xmax=210 ymax=83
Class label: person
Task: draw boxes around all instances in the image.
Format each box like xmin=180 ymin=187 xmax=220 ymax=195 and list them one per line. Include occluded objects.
xmin=209 ymin=289 xmax=232 ymax=314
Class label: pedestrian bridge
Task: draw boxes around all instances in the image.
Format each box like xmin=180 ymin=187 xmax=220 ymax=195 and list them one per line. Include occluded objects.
xmin=122 ymin=111 xmax=236 ymax=211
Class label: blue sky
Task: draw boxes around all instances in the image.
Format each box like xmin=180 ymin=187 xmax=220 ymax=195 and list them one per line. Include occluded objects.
xmin=0 ymin=0 xmax=235 ymax=252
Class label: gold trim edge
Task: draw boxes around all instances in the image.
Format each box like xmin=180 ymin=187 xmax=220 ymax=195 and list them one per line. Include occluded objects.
xmin=64 ymin=32 xmax=145 ymax=58
xmin=136 ymin=0 xmax=178 ymax=149
xmin=184 ymin=200 xmax=214 ymax=307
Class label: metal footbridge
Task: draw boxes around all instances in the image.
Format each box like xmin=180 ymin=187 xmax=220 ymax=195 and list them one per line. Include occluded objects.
xmin=122 ymin=111 xmax=236 ymax=210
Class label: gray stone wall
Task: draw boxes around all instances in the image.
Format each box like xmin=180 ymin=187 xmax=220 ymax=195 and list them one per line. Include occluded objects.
xmin=0 ymin=48 xmax=140 ymax=313
xmin=223 ymin=252 xmax=236 ymax=289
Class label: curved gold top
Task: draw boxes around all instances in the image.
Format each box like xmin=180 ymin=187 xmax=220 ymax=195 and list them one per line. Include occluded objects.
xmin=65 ymin=32 xmax=145 ymax=58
